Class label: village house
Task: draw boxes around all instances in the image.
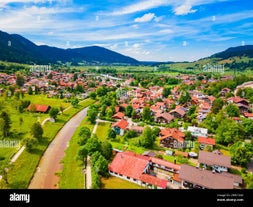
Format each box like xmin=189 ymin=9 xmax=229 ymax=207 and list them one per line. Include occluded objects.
xmin=227 ymin=96 xmax=249 ymax=114
xmin=111 ymin=119 xmax=129 ymax=136
xmin=27 ymin=104 xmax=51 ymax=113
xmin=187 ymin=126 xmax=208 ymax=137
xmin=169 ymin=105 xmax=187 ymax=118
xmin=154 ymin=112 xmax=174 ymax=124
xmin=198 ymin=150 xmax=231 ymax=173
xmin=198 ymin=136 xmax=216 ymax=150
xmin=109 ymin=151 xmax=181 ymax=189
xmin=159 ymin=128 xmax=185 ymax=149
xmin=179 ymin=164 xmax=234 ymax=189
xmin=112 ymin=112 xmax=125 ymax=120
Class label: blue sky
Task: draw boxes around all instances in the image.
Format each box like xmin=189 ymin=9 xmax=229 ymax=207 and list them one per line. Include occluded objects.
xmin=0 ymin=0 xmax=253 ymax=62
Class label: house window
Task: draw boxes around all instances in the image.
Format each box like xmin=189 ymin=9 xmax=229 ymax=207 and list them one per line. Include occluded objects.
xmin=127 ymin=176 xmax=130 ymax=180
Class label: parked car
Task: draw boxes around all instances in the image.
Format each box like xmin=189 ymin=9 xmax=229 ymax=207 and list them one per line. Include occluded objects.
xmin=188 ymin=151 xmax=198 ymax=158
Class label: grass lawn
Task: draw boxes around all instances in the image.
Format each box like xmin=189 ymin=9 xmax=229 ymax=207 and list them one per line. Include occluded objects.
xmin=5 ymin=98 xmax=95 ymax=189
xmin=59 ymin=117 xmax=95 ymax=189
xmin=95 ymin=122 xmax=110 ymax=142
xmin=101 ymin=176 xmax=146 ymax=189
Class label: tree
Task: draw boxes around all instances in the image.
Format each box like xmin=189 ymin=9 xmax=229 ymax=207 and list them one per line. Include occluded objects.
xmin=49 ymin=107 xmax=59 ymax=120
xmin=211 ymin=98 xmax=224 ymax=114
xmin=30 ymin=122 xmax=43 ymax=141
xmin=28 ymin=86 xmax=33 ymax=95
xmin=101 ymin=141 xmax=112 ymax=160
xmin=241 ymin=118 xmax=253 ymax=138
xmin=107 ymin=128 xmax=116 ymax=139
xmin=77 ymin=146 xmax=88 ymax=163
xmin=16 ymin=74 xmax=25 ymax=87
xmin=100 ymin=105 xmax=106 ymax=117
xmin=34 ymin=85 xmax=39 ymax=94
xmin=216 ymin=119 xmax=240 ymax=145
xmin=230 ymin=141 xmax=253 ymax=167
xmin=94 ymin=154 xmax=108 ymax=177
xmin=89 ymin=92 xmax=97 ymax=100
xmin=142 ymin=106 xmax=152 ymax=122
xmin=87 ymin=108 xmax=98 ymax=124
xmin=124 ymin=130 xmax=138 ymax=139
xmin=78 ymin=127 xmax=91 ymax=145
xmin=125 ymin=105 xmax=133 ymax=117
xmin=84 ymin=135 xmax=101 ymax=155
xmin=0 ymin=111 xmax=11 ymax=137
xmin=140 ymin=126 xmax=154 ymax=148
xmin=90 ymin=151 xmax=102 ymax=167
xmin=96 ymin=86 xmax=107 ymax=97
xmin=152 ymin=127 xmax=161 ymax=137
xmin=185 ymin=131 xmax=193 ymax=140
xmin=22 ymin=137 xmax=37 ymax=152
xmin=225 ymin=103 xmax=240 ymax=117
xmin=71 ymin=98 xmax=79 ymax=108
xmin=91 ymin=168 xmax=100 ymax=189
xmin=187 ymin=105 xmax=196 ymax=117
xmin=179 ymin=91 xmax=191 ymax=104
xmin=162 ymin=87 xmax=171 ymax=98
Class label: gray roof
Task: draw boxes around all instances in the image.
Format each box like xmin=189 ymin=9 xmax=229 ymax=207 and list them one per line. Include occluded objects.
xmin=179 ymin=164 xmax=234 ymax=189
xmin=198 ymin=151 xmax=231 ymax=168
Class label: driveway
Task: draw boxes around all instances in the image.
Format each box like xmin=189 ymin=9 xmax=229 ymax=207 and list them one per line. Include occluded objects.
xmin=29 ymin=107 xmax=89 ymax=189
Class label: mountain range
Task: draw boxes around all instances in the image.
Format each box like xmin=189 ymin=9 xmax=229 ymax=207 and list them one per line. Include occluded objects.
xmin=0 ymin=30 xmax=253 ymax=65
xmin=0 ymin=30 xmax=139 ymax=65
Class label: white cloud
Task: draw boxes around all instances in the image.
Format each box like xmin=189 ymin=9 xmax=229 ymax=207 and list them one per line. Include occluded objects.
xmin=0 ymin=0 xmax=67 ymax=8
xmin=174 ymin=3 xmax=197 ymax=15
xmin=95 ymin=15 xmax=99 ymax=21
xmin=182 ymin=41 xmax=187 ymax=46
xmin=109 ymin=43 xmax=118 ymax=50
xmin=241 ymin=41 xmax=245 ymax=46
xmin=111 ymin=0 xmax=170 ymax=16
xmin=125 ymin=41 xmax=129 ymax=47
xmin=134 ymin=13 xmax=155 ymax=23
xmin=212 ymin=15 xmax=216 ymax=21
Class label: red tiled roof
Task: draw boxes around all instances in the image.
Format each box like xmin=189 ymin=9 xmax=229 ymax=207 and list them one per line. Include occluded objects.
xmin=115 ymin=106 xmax=120 ymax=113
xmin=27 ymin=104 xmax=50 ymax=113
xmin=198 ymin=137 xmax=216 ymax=146
xmin=112 ymin=119 xmax=129 ymax=129
xmin=112 ymin=112 xmax=125 ymax=119
xmin=232 ymin=117 xmax=241 ymax=121
xmin=140 ymin=174 xmax=167 ymax=189
xmin=109 ymin=151 xmax=182 ymax=189
xmin=228 ymin=96 xmax=249 ymax=104
xmin=109 ymin=151 xmax=149 ymax=180
xmin=151 ymin=157 xmax=181 ymax=171
xmin=244 ymin=113 xmax=253 ymax=117
xmin=160 ymin=128 xmax=185 ymax=143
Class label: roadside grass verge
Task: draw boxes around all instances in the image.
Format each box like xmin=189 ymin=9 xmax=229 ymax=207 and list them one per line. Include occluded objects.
xmin=6 ymin=99 xmax=94 ymax=189
xmin=59 ymin=117 xmax=95 ymax=189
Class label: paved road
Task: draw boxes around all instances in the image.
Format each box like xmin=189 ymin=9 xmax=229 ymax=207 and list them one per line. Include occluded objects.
xmin=29 ymin=107 xmax=89 ymax=189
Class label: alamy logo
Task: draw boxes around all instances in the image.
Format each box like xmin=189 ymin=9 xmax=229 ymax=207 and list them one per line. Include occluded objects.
xmin=9 ymin=193 xmax=30 ymax=203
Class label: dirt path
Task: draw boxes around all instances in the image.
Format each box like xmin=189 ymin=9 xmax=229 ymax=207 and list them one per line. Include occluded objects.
xmin=28 ymin=107 xmax=89 ymax=189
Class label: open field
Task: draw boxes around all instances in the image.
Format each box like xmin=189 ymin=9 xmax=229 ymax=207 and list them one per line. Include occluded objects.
xmin=101 ymin=176 xmax=146 ymax=189
xmin=4 ymin=98 xmax=94 ymax=189
xmin=95 ymin=122 xmax=111 ymax=142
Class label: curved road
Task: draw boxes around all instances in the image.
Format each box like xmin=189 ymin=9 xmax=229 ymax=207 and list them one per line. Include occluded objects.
xmin=29 ymin=107 xmax=89 ymax=189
